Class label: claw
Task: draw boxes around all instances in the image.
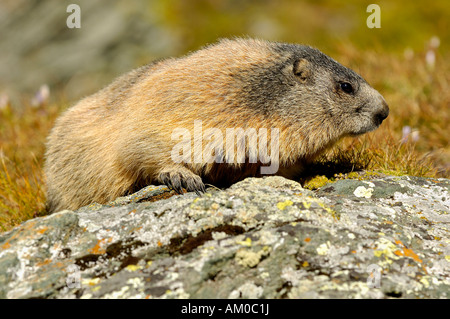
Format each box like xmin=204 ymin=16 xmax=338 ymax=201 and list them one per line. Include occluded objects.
xmin=158 ymin=169 xmax=205 ymax=195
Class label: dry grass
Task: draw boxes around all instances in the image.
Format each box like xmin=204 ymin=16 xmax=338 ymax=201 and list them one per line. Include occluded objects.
xmin=0 ymin=101 xmax=64 ymax=231
xmin=0 ymin=46 xmax=448 ymax=231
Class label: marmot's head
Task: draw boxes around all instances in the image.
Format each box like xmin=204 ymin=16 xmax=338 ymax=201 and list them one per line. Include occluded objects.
xmin=233 ymin=39 xmax=389 ymax=138
xmin=287 ymin=44 xmax=389 ymax=136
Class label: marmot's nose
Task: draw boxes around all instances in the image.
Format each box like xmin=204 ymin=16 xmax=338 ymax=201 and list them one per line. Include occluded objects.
xmin=375 ymin=100 xmax=389 ymax=125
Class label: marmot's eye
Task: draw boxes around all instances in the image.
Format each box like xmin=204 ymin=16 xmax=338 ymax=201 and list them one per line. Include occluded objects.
xmin=340 ymin=82 xmax=353 ymax=94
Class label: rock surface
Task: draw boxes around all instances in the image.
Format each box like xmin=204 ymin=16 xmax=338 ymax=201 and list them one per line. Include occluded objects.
xmin=0 ymin=175 xmax=449 ymax=299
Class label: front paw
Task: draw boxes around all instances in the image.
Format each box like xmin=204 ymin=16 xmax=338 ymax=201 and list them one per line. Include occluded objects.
xmin=158 ymin=168 xmax=206 ymax=195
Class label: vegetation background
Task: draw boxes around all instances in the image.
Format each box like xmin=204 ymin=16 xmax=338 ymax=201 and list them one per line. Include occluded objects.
xmin=0 ymin=0 xmax=449 ymax=231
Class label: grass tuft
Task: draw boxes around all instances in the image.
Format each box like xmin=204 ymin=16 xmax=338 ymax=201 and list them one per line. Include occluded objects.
xmin=0 ymin=101 xmax=64 ymax=231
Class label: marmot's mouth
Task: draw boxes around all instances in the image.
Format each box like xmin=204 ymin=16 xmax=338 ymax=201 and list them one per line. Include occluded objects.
xmin=349 ymin=125 xmax=377 ymax=136
xmin=350 ymin=104 xmax=389 ymax=137
xmin=348 ymin=131 xmax=366 ymax=137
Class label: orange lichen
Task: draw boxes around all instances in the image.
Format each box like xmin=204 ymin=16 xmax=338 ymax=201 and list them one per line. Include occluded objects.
xmin=36 ymin=259 xmax=52 ymax=267
xmin=89 ymin=238 xmax=112 ymax=255
xmin=394 ymin=240 xmax=423 ymax=263
xmin=37 ymin=226 xmax=48 ymax=234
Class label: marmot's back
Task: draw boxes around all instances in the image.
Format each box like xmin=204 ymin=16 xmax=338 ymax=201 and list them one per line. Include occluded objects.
xmin=44 ymin=38 xmax=389 ymax=212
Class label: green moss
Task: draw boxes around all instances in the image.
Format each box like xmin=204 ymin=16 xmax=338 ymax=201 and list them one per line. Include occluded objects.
xmin=377 ymin=170 xmax=408 ymax=177
xmin=303 ymin=171 xmax=387 ymax=191
xmin=347 ymin=172 xmax=361 ymax=179
xmin=303 ymin=175 xmax=332 ymax=190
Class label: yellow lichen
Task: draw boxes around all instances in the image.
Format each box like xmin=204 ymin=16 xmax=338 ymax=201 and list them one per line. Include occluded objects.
xmin=125 ymin=264 xmax=142 ymax=272
xmin=277 ymin=200 xmax=293 ymax=210
xmin=82 ymin=278 xmax=101 ymax=286
xmin=304 ymin=175 xmax=331 ymax=190
xmin=92 ymin=286 xmax=101 ymax=292
xmin=373 ymin=238 xmax=400 ymax=265
xmin=235 ymin=246 xmax=271 ymax=268
xmin=237 ymin=237 xmax=252 ymax=247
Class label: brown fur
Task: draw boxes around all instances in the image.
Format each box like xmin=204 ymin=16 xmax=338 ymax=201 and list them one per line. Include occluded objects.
xmin=44 ymin=38 xmax=389 ymax=212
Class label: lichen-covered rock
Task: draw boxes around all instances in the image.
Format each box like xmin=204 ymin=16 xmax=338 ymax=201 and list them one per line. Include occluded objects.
xmin=0 ymin=175 xmax=449 ymax=299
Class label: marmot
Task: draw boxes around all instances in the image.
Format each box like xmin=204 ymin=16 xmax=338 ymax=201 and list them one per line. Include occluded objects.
xmin=44 ymin=38 xmax=389 ymax=212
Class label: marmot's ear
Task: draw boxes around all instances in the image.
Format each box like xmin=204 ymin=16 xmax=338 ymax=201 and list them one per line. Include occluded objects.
xmin=293 ymin=58 xmax=311 ymax=83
